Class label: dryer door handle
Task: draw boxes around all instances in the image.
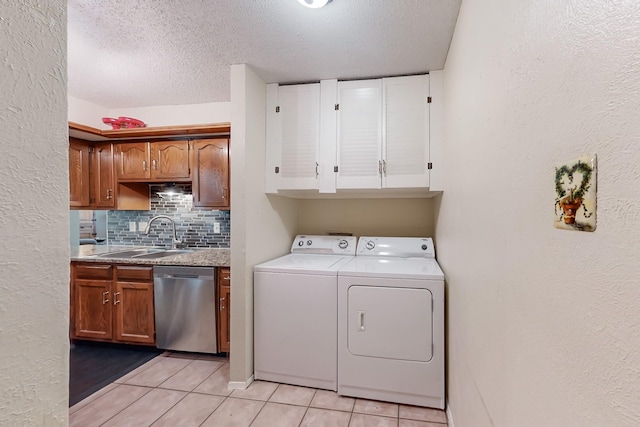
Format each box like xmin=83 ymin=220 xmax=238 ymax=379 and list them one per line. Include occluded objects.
xmin=358 ymin=311 xmax=366 ymax=331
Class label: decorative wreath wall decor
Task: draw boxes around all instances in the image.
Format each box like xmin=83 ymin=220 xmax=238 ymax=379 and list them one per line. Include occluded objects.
xmin=554 ymin=155 xmax=597 ymax=231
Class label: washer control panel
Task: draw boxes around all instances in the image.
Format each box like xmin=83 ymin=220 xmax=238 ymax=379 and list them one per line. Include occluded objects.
xmin=356 ymin=237 xmax=435 ymax=258
xmin=291 ymin=235 xmax=357 ymax=255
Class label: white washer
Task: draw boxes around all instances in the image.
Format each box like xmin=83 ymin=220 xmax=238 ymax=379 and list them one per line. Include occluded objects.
xmin=338 ymin=236 xmax=445 ymax=408
xmin=254 ymin=235 xmax=357 ymax=391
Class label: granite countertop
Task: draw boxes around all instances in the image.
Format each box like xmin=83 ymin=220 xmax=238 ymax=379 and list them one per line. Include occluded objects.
xmin=71 ymin=245 xmax=230 ymax=267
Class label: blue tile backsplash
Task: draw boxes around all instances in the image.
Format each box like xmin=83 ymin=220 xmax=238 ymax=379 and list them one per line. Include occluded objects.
xmin=107 ymin=184 xmax=230 ymax=248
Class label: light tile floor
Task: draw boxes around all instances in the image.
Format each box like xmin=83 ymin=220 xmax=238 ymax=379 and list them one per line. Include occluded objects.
xmin=70 ymin=352 xmax=448 ymax=427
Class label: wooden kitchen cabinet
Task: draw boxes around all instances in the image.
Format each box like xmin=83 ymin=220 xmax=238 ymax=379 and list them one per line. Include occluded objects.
xmin=217 ymin=267 xmax=230 ymax=353
xmin=115 ymin=142 xmax=151 ymax=180
xmin=71 ymin=262 xmax=155 ymax=345
xmin=90 ymin=143 xmax=116 ymax=208
xmin=113 ymin=266 xmax=155 ymax=344
xmin=192 ymin=138 xmax=230 ymax=208
xmin=151 ymin=140 xmax=191 ymax=180
xmin=116 ymin=140 xmax=190 ymax=182
xmin=72 ymin=263 xmax=114 ymax=340
xmin=69 ymin=138 xmax=90 ymax=207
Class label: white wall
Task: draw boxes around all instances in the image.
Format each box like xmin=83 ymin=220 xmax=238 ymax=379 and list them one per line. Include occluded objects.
xmin=299 ymin=199 xmax=435 ymax=238
xmin=437 ymin=1 xmax=640 ymax=426
xmin=107 ymin=102 xmax=230 ymax=128
xmin=229 ymin=64 xmax=299 ymax=384
xmin=0 ymin=1 xmax=69 ymax=425
xmin=68 ymin=95 xmax=230 ymax=129
xmin=68 ymin=95 xmax=108 ymax=128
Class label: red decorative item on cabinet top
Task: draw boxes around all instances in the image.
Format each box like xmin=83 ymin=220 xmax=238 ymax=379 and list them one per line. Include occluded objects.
xmin=102 ymin=116 xmax=146 ymax=129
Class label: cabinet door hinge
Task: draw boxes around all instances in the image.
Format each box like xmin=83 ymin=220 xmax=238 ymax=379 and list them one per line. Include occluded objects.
xmin=334 ymin=104 xmax=340 ymax=111
xmin=427 ymin=96 xmax=432 ymax=103
xmin=275 ymin=106 xmax=280 ymax=113
xmin=275 ymin=166 xmax=280 ymax=174
xmin=427 ymin=162 xmax=433 ymax=170
xmin=333 ymin=166 xmax=339 ymax=173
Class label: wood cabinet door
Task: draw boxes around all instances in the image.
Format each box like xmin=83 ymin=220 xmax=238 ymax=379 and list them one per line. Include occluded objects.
xmin=91 ymin=143 xmax=116 ymax=208
xmin=151 ymin=140 xmax=190 ymax=180
xmin=69 ymin=139 xmax=90 ymax=207
xmin=217 ymin=268 xmax=231 ymax=353
xmin=192 ymin=139 xmax=230 ymax=208
xmin=113 ymin=281 xmax=155 ymax=344
xmin=74 ymin=279 xmax=113 ymax=340
xmin=116 ymin=142 xmax=150 ymax=180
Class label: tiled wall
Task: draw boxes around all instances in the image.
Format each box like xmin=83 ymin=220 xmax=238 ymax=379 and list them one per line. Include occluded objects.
xmin=107 ymin=184 xmax=230 ymax=248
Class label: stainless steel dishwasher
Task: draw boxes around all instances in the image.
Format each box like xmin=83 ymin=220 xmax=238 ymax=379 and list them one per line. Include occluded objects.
xmin=153 ymin=266 xmax=217 ymax=353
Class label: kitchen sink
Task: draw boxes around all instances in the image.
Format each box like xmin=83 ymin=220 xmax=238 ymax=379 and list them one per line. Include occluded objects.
xmin=131 ymin=249 xmax=194 ymax=259
xmin=96 ymin=248 xmax=193 ymax=259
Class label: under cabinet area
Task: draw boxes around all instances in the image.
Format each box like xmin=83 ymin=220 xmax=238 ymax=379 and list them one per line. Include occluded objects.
xmin=71 ymin=262 xmax=155 ymax=345
xmin=265 ymin=73 xmax=442 ymax=197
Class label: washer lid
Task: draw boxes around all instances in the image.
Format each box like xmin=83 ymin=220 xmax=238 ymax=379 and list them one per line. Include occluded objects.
xmin=338 ymin=257 xmax=444 ymax=280
xmin=254 ymin=253 xmax=355 ymax=275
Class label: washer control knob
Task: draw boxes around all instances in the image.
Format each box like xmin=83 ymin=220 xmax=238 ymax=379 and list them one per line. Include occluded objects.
xmin=306 ymin=240 xmax=312 ymax=246
xmin=298 ymin=241 xmax=304 ymax=247
xmin=338 ymin=239 xmax=348 ymax=249
xmin=365 ymin=240 xmax=375 ymax=250
xmin=421 ymin=244 xmax=428 ymax=250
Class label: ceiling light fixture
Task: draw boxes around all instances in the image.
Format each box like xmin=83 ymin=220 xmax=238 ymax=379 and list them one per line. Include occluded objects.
xmin=298 ymin=0 xmax=332 ymax=8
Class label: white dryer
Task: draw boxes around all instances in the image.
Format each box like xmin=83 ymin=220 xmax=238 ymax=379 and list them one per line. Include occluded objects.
xmin=338 ymin=236 xmax=445 ymax=409
xmin=254 ymin=235 xmax=357 ymax=391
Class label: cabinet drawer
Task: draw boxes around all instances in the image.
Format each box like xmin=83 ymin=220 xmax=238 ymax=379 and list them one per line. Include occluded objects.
xmin=218 ymin=268 xmax=231 ymax=286
xmin=116 ymin=265 xmax=153 ymax=281
xmin=74 ymin=263 xmax=113 ymax=280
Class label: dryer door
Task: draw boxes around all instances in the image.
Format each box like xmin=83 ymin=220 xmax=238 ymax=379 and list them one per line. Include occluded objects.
xmin=347 ymin=285 xmax=433 ymax=362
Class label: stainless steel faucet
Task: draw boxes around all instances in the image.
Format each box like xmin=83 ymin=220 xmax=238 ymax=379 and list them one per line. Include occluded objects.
xmin=145 ymin=215 xmax=183 ymax=249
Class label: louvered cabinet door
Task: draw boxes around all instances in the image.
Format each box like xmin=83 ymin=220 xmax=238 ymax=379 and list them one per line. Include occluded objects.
xmin=382 ymin=75 xmax=430 ymax=188
xmin=336 ymin=79 xmax=383 ymax=189
xmin=278 ymin=84 xmax=320 ymax=190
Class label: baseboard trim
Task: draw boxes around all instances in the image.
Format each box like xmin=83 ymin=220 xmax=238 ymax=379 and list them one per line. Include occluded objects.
xmin=446 ymin=402 xmax=455 ymax=427
xmin=227 ymin=374 xmax=254 ymax=390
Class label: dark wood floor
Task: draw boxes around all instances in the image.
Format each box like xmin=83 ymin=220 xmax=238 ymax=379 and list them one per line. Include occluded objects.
xmin=69 ymin=341 xmax=162 ymax=406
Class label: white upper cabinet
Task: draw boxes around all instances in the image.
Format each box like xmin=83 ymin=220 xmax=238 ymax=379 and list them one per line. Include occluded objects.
xmin=336 ymin=80 xmax=383 ymax=189
xmin=265 ymin=73 xmax=440 ymax=197
xmin=382 ymin=74 xmax=430 ymax=189
xmin=265 ymin=83 xmax=321 ymax=192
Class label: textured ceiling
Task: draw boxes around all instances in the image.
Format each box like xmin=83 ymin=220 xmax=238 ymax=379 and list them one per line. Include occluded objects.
xmin=67 ymin=0 xmax=462 ymax=108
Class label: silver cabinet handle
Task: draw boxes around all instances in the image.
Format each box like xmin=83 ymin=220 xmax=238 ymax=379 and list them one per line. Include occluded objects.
xmin=223 ymin=276 xmax=230 ymax=280
xmin=378 ymin=160 xmax=382 ymax=175
xmin=382 ymin=160 xmax=387 ymax=175
xmin=102 ymin=291 xmax=109 ymax=304
xmin=223 ymin=188 xmax=228 ymax=199
xmin=113 ymin=292 xmax=120 ymax=305
xmin=219 ymin=297 xmax=225 ymax=312
xmin=152 ymin=159 xmax=158 ymax=170
xmin=142 ymin=160 xmax=148 ymax=171
xmin=315 ymin=162 xmax=319 ymax=178
xmin=106 ymin=188 xmax=113 ymax=199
